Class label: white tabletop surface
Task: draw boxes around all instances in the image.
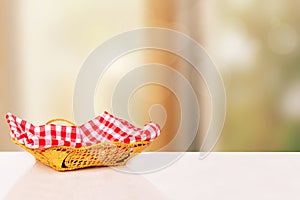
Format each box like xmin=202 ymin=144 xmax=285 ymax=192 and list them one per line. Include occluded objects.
xmin=0 ymin=152 xmax=300 ymax=200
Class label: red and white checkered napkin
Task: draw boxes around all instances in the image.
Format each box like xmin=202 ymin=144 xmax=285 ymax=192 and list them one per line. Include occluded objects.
xmin=6 ymin=113 xmax=82 ymax=149
xmin=6 ymin=111 xmax=161 ymax=149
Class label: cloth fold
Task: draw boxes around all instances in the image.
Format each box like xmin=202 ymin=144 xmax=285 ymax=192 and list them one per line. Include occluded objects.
xmin=6 ymin=111 xmax=161 ymax=149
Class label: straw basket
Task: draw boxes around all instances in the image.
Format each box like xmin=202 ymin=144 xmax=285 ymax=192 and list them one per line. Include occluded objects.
xmin=12 ymin=118 xmax=150 ymax=171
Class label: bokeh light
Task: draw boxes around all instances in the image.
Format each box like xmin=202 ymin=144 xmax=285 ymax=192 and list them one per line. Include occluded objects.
xmin=1 ymin=0 xmax=300 ymax=151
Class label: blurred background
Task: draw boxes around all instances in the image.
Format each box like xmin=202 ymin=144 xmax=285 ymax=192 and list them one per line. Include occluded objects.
xmin=0 ymin=0 xmax=299 ymax=151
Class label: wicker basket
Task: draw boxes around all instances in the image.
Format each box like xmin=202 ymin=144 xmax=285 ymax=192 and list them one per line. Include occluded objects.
xmin=12 ymin=118 xmax=150 ymax=171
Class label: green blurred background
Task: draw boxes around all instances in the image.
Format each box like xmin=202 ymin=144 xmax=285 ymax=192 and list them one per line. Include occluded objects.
xmin=214 ymin=0 xmax=300 ymax=151
xmin=0 ymin=0 xmax=299 ymax=151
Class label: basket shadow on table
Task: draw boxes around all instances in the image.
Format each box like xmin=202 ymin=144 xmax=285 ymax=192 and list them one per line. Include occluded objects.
xmin=5 ymin=161 xmax=168 ymax=200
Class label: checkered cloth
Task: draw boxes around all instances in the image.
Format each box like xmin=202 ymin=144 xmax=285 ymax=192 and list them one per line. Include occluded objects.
xmin=6 ymin=111 xmax=161 ymax=149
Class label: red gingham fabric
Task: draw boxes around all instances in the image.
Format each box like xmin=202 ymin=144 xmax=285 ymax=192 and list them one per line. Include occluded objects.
xmin=6 ymin=111 xmax=161 ymax=149
xmin=79 ymin=111 xmax=161 ymax=146
xmin=6 ymin=113 xmax=82 ymax=149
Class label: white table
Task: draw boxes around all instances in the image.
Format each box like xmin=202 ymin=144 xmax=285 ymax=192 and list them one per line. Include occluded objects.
xmin=1 ymin=152 xmax=300 ymax=200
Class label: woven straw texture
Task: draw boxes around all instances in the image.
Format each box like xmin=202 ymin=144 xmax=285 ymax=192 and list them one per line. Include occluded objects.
xmin=13 ymin=138 xmax=150 ymax=171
